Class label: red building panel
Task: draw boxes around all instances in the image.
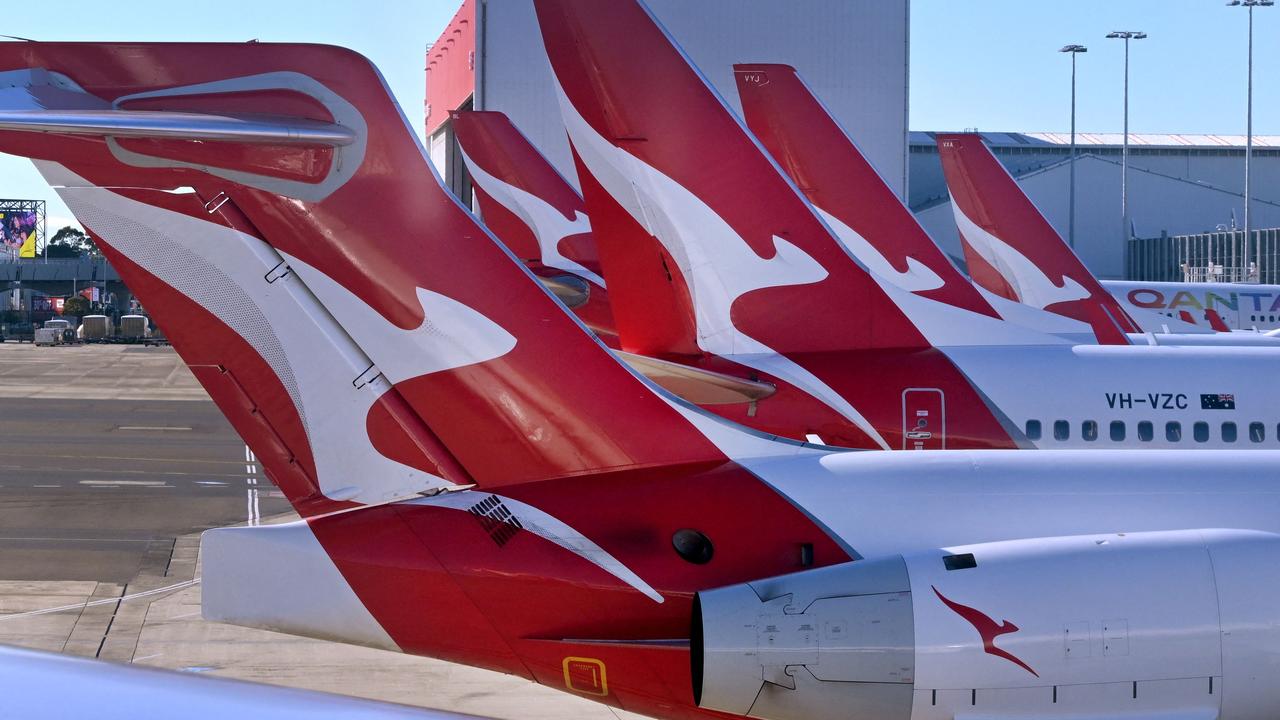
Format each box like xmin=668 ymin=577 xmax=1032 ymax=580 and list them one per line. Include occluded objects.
xmin=425 ymin=0 xmax=476 ymax=136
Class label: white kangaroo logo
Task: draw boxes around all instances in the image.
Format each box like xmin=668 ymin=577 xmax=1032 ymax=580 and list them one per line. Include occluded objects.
xmin=554 ymin=77 xmax=889 ymax=449
xmin=952 ymin=204 xmax=1090 ymax=310
xmin=459 ymin=147 xmax=605 ymax=288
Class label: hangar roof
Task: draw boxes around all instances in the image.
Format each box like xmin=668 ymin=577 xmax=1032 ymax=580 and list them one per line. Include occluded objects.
xmin=909 ymin=131 xmax=1280 ymax=149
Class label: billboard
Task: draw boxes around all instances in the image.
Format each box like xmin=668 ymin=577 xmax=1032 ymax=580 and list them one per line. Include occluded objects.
xmin=0 ymin=209 xmax=38 ymax=257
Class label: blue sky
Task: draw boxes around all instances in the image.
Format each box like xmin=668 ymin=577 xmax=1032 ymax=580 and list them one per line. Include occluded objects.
xmin=2 ymin=0 xmax=1276 ymax=234
xmin=912 ymin=0 xmax=1279 ymax=135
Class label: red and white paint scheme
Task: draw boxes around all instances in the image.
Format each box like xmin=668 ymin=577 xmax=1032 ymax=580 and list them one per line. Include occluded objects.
xmin=538 ymin=0 xmax=1280 ymax=450
xmin=730 ymin=63 xmax=1090 ymax=345
xmin=452 ymin=110 xmax=796 ymax=408
xmin=451 ymin=110 xmax=618 ymax=346
xmin=936 ymin=133 xmax=1280 ymax=341
xmin=937 ymin=134 xmax=1139 ymax=343
xmin=6 ymin=15 xmax=1280 ymax=720
xmin=1107 ymin=280 xmax=1280 ymax=333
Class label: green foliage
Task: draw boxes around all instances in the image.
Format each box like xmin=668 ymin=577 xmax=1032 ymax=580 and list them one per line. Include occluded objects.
xmin=61 ymin=295 xmax=91 ymax=317
xmin=44 ymin=226 xmax=95 ymax=258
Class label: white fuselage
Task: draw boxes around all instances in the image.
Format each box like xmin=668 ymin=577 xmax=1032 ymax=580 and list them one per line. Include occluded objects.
xmin=741 ymin=447 xmax=1280 ymax=560
xmin=1105 ymin=280 xmax=1280 ymax=333
xmin=941 ymin=343 xmax=1279 ymax=449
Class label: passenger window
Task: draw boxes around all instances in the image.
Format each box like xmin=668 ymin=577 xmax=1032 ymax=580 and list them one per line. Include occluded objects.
xmin=1166 ymin=421 xmax=1182 ymax=441
xmin=1025 ymin=420 xmax=1042 ymax=440
xmin=1054 ymin=420 xmax=1070 ymax=441
xmin=1110 ymin=421 xmax=1126 ymax=442
xmin=1138 ymin=421 xmax=1154 ymax=442
xmin=1194 ymin=422 xmax=1209 ymax=443
xmin=1250 ymin=422 xmax=1265 ymax=443
xmin=1222 ymin=422 xmax=1237 ymax=443
xmin=1082 ymin=420 xmax=1098 ymax=442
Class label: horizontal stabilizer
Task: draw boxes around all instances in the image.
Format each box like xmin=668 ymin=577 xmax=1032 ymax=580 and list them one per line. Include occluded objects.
xmin=0 ymin=109 xmax=355 ymax=146
xmin=0 ymin=68 xmax=354 ymax=146
xmin=0 ymin=44 xmax=740 ymax=499
xmin=617 ymin=351 xmax=775 ymax=405
xmin=202 ymin=521 xmax=400 ymax=651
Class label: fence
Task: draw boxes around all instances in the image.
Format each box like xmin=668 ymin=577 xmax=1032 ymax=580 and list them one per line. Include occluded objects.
xmin=1127 ymin=228 xmax=1280 ymax=284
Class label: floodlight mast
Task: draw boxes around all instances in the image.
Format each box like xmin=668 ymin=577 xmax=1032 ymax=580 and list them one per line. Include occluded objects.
xmin=1060 ymin=44 xmax=1087 ymax=249
xmin=1106 ymin=31 xmax=1146 ymax=276
xmin=1228 ymin=0 xmax=1272 ymax=282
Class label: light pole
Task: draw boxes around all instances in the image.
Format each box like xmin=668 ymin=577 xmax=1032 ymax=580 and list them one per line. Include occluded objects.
xmin=1060 ymin=44 xmax=1088 ymax=249
xmin=1228 ymin=0 xmax=1271 ymax=282
xmin=1106 ymin=30 xmax=1146 ymax=276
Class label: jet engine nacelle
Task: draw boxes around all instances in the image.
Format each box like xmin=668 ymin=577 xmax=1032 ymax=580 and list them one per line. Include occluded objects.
xmin=693 ymin=529 xmax=1280 ymax=720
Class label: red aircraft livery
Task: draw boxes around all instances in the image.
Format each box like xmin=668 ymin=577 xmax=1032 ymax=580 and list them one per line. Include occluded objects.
xmin=3 ymin=3 xmax=1280 ymax=720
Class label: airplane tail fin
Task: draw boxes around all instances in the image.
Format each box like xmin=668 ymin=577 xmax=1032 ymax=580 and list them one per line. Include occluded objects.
xmin=1205 ymin=308 xmax=1231 ymax=333
xmin=732 ymin=64 xmax=1000 ymax=321
xmin=936 ymin=133 xmax=1137 ymax=344
xmin=0 ymin=44 xmax=744 ymax=516
xmin=450 ymin=111 xmax=618 ymax=343
xmin=535 ymin=0 xmax=935 ymax=357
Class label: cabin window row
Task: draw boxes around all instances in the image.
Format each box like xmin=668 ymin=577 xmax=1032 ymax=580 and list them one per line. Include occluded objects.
xmin=1156 ymin=311 xmax=1279 ymax=323
xmin=1024 ymin=419 xmax=1271 ymax=444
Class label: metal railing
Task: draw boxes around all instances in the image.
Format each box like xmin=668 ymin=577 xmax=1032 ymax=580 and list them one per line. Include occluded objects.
xmin=1127 ymin=228 xmax=1280 ymax=284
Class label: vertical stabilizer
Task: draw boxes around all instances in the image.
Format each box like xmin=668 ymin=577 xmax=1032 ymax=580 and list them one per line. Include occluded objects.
xmin=451 ymin=111 xmax=617 ymax=342
xmin=936 ymin=133 xmax=1138 ymax=343
xmin=734 ymin=64 xmax=1000 ymax=320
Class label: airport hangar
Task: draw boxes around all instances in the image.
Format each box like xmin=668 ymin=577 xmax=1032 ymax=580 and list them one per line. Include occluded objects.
xmin=912 ymin=132 xmax=1280 ymax=281
xmin=424 ymin=0 xmax=1280 ymax=287
xmin=424 ymin=0 xmax=912 ymax=198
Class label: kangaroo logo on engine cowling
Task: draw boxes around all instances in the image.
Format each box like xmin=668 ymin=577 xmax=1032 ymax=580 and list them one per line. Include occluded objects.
xmin=933 ymin=586 xmax=1039 ymax=677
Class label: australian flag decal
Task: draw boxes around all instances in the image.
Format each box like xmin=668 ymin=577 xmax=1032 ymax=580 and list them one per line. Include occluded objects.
xmin=1201 ymin=394 xmax=1236 ymax=410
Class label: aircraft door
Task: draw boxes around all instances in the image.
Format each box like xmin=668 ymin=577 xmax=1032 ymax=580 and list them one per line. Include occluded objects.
xmin=902 ymin=388 xmax=945 ymax=450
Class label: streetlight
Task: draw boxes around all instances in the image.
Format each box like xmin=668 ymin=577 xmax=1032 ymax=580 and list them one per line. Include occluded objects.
xmin=1060 ymin=44 xmax=1087 ymax=249
xmin=1106 ymin=30 xmax=1146 ymax=277
xmin=1227 ymin=0 xmax=1271 ymax=282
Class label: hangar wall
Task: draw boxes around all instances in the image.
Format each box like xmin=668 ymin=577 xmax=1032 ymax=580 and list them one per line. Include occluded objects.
xmin=911 ymin=135 xmax=1280 ymax=281
xmin=437 ymin=0 xmax=911 ymax=198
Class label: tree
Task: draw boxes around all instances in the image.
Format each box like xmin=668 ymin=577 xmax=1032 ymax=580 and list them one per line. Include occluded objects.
xmin=44 ymin=226 xmax=95 ymax=258
xmin=61 ymin=295 xmax=90 ymax=317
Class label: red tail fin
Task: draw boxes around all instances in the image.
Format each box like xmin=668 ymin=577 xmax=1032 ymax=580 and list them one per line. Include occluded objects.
xmin=0 ymin=44 xmax=740 ymax=515
xmin=536 ymin=1 xmax=932 ymax=356
xmin=733 ymin=64 xmax=1000 ymax=320
xmin=1205 ymin=308 xmax=1231 ymax=333
xmin=936 ymin=133 xmax=1137 ymax=344
xmin=534 ymin=0 xmax=1028 ymax=451
xmin=450 ymin=111 xmax=618 ymax=343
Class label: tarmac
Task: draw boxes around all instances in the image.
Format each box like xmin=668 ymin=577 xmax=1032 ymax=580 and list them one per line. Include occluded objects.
xmin=0 ymin=342 xmax=642 ymax=719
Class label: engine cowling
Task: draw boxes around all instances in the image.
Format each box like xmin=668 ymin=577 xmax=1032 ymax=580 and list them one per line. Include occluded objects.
xmin=693 ymin=529 xmax=1280 ymax=720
